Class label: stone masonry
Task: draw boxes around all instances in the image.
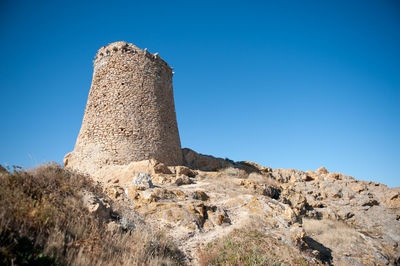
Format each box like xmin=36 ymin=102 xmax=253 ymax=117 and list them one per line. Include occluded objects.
xmin=64 ymin=41 xmax=183 ymax=175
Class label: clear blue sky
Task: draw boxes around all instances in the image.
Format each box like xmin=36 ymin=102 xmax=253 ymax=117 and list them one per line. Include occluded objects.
xmin=0 ymin=1 xmax=399 ymax=187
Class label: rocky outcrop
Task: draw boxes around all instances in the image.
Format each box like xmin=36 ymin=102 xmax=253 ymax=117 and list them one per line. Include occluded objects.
xmin=267 ymin=165 xmax=400 ymax=264
xmin=182 ymin=148 xmax=233 ymax=171
xmin=81 ymin=191 xmax=112 ymax=220
xmin=74 ymin=149 xmax=399 ymax=265
xmin=131 ymin=173 xmax=154 ymax=190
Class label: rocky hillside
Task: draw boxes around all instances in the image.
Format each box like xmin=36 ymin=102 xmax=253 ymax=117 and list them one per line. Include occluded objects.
xmin=1 ymin=149 xmax=399 ymax=265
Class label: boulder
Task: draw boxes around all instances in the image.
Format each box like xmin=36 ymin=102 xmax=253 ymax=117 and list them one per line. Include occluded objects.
xmin=385 ymin=192 xmax=400 ymax=208
xmin=349 ymin=183 xmax=366 ymax=193
xmin=326 ymin=172 xmax=342 ymax=180
xmin=81 ymin=191 xmax=112 ymax=220
xmin=174 ymin=175 xmax=193 ymax=186
xmin=175 ymin=166 xmax=196 ymax=177
xmin=132 ymin=172 xmax=154 ymax=190
xmin=153 ymin=161 xmax=172 ymax=174
xmin=192 ymin=191 xmax=209 ymax=201
xmin=304 ymin=171 xmax=316 ymax=181
xmin=285 ymin=206 xmax=298 ymax=223
xmin=315 ymin=167 xmax=328 ymax=175
xmin=140 ymin=190 xmax=159 ymax=203
xmin=125 ymin=187 xmax=160 ymax=204
xmin=271 ymin=169 xmax=308 ymax=183
xmin=207 ymin=207 xmax=231 ymax=226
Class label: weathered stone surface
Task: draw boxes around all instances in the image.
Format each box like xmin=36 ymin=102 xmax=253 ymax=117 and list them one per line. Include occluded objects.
xmin=174 ymin=175 xmax=193 ymax=186
xmin=326 ymin=172 xmax=342 ymax=180
xmin=271 ymin=168 xmax=307 ymax=183
xmin=64 ymin=41 xmax=183 ymax=176
xmin=182 ymin=148 xmax=233 ymax=171
xmin=385 ymin=191 xmax=400 ymax=209
xmin=132 ymin=172 xmax=154 ymax=190
xmin=92 ymin=159 xmax=173 ymax=184
xmin=81 ymin=191 xmax=112 ymax=220
xmin=153 ymin=161 xmax=172 ymax=174
xmin=107 ymin=186 xmax=125 ymax=199
xmin=95 ymin=157 xmax=400 ymax=265
xmin=174 ymin=166 xmax=196 ymax=177
xmin=236 ymin=161 xmax=272 ymax=174
xmin=315 ymin=166 xmax=328 ymax=175
xmin=349 ymin=183 xmax=366 ymax=193
xmin=191 ymin=191 xmax=209 ymax=201
xmin=303 ymin=170 xmax=317 ymax=181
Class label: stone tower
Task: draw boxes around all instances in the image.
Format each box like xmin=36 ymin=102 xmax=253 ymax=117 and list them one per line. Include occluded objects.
xmin=64 ymin=41 xmax=183 ymax=175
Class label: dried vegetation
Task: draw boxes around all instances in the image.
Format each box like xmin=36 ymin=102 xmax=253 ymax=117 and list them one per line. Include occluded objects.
xmin=198 ymin=220 xmax=311 ymax=266
xmin=303 ymin=218 xmax=362 ymax=247
xmin=0 ymin=163 xmax=183 ymax=265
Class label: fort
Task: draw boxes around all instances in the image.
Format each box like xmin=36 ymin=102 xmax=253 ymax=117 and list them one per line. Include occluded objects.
xmin=10 ymin=41 xmax=400 ymax=266
xmin=64 ymin=41 xmax=183 ymax=175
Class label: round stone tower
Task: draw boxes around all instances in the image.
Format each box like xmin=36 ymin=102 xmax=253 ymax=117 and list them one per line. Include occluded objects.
xmin=64 ymin=41 xmax=183 ymax=175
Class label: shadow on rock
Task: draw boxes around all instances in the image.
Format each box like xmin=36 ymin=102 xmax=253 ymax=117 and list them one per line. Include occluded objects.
xmin=305 ymin=236 xmax=333 ymax=264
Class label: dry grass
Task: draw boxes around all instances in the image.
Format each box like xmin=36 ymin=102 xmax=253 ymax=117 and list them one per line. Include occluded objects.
xmin=0 ymin=163 xmax=183 ymax=265
xmin=218 ymin=167 xmax=249 ymax=179
xmin=303 ymin=218 xmax=362 ymax=248
xmin=198 ymin=219 xmax=312 ymax=266
xmin=196 ymin=168 xmax=245 ymax=195
xmin=201 ymin=167 xmax=281 ymax=200
xmin=219 ymin=167 xmax=279 ymax=187
xmin=247 ymin=172 xmax=280 ymax=188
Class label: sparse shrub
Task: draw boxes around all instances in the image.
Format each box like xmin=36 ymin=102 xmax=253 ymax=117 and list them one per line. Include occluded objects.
xmin=303 ymin=218 xmax=362 ymax=247
xmin=198 ymin=225 xmax=311 ymax=266
xmin=248 ymin=172 xmax=280 ymax=187
xmin=0 ymin=163 xmax=183 ymax=265
xmin=219 ymin=167 xmax=249 ymax=179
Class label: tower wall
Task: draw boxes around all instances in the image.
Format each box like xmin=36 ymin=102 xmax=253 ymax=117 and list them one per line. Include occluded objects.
xmin=65 ymin=41 xmax=183 ymax=174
